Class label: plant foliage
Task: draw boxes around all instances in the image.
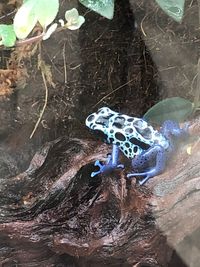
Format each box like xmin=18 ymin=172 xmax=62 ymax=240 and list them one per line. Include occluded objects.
xmin=143 ymin=97 xmax=194 ymax=124
xmin=65 ymin=8 xmax=85 ymax=30
xmin=79 ymin=0 xmax=114 ymax=19
xmin=0 ymin=25 xmax=16 ymax=47
xmin=14 ymin=0 xmax=59 ymax=39
xmin=155 ymin=0 xmax=185 ymax=22
xmin=0 ymin=0 xmax=84 ymax=48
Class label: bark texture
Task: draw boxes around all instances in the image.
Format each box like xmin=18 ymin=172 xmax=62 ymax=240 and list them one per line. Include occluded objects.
xmin=0 ymin=120 xmax=199 ymax=267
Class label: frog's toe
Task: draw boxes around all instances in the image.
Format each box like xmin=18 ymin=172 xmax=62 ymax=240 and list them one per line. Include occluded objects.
xmin=91 ymin=170 xmax=101 ymax=177
xmin=117 ymin=164 xmax=124 ymax=169
xmin=92 ymin=157 xmax=124 ymax=178
xmin=94 ymin=160 xmax=103 ymax=168
xmin=127 ymin=169 xmax=157 ymax=185
xmin=138 ymin=175 xmax=151 ymax=185
xmin=91 ymin=160 xmax=103 ymax=177
xmin=127 ymin=172 xmax=144 ymax=178
xmin=127 ymin=172 xmax=151 ymax=185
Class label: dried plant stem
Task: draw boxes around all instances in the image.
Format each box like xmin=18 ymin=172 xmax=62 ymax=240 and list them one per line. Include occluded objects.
xmin=29 ymin=70 xmax=48 ymax=139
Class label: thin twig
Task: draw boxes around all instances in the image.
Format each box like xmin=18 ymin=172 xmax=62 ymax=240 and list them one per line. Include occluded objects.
xmin=30 ymin=69 xmax=48 ymax=139
xmin=62 ymin=42 xmax=67 ymax=84
xmin=0 ymin=10 xmax=17 ymax=20
xmin=92 ymin=79 xmax=134 ymax=108
xmin=140 ymin=14 xmax=147 ymax=37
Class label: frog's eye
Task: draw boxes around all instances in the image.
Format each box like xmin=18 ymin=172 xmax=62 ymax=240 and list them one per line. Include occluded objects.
xmin=95 ymin=116 xmax=109 ymax=127
xmin=86 ymin=114 xmax=96 ymax=128
xmin=87 ymin=114 xmax=95 ymax=122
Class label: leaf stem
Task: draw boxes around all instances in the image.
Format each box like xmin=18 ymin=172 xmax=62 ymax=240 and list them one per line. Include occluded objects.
xmin=16 ymin=33 xmax=44 ymax=46
xmin=0 ymin=25 xmax=65 ymax=49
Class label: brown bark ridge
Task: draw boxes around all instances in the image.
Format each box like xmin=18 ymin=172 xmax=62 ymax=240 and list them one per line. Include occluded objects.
xmin=0 ymin=118 xmax=199 ymax=267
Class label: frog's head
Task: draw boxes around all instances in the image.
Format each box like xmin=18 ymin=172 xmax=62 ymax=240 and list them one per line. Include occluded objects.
xmin=85 ymin=107 xmax=116 ymax=142
xmin=85 ymin=107 xmax=115 ymax=131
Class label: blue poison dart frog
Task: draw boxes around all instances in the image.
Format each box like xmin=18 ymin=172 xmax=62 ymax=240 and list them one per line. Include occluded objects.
xmin=85 ymin=107 xmax=189 ymax=185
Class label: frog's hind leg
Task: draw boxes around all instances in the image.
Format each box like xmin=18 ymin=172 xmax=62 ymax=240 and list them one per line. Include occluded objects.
xmin=128 ymin=145 xmax=166 ymax=185
xmin=161 ymin=120 xmax=189 ymax=139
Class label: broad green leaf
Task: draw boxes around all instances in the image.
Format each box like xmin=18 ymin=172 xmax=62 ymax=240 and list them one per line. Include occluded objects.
xmin=14 ymin=0 xmax=59 ymax=39
xmin=34 ymin=0 xmax=59 ymax=28
xmin=65 ymin=8 xmax=79 ymax=21
xmin=0 ymin=25 xmax=16 ymax=47
xmin=65 ymin=8 xmax=85 ymax=30
xmin=155 ymin=0 xmax=185 ymax=22
xmin=143 ymin=97 xmax=194 ymax=124
xmin=13 ymin=0 xmax=37 ymax=39
xmin=79 ymin=0 xmax=114 ymax=19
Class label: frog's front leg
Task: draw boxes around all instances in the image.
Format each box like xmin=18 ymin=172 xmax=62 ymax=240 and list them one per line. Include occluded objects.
xmin=91 ymin=144 xmax=124 ymax=177
xmin=127 ymin=145 xmax=166 ymax=185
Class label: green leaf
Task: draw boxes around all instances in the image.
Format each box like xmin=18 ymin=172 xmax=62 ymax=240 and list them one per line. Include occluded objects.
xmin=0 ymin=24 xmax=16 ymax=47
xmin=14 ymin=0 xmax=59 ymax=39
xmin=34 ymin=0 xmax=59 ymax=28
xmin=79 ymin=0 xmax=114 ymax=19
xmin=155 ymin=0 xmax=185 ymax=22
xmin=143 ymin=97 xmax=194 ymax=124
xmin=13 ymin=0 xmax=37 ymax=39
xmin=65 ymin=8 xmax=85 ymax=30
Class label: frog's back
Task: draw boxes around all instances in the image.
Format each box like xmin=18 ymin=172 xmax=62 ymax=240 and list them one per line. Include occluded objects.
xmin=86 ymin=107 xmax=168 ymax=159
xmin=106 ymin=112 xmax=166 ymax=158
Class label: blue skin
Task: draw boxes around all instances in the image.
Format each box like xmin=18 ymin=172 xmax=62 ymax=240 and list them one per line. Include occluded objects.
xmin=86 ymin=108 xmax=189 ymax=185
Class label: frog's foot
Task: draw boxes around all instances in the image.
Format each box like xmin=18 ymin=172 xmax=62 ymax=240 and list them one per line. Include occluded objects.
xmin=127 ymin=168 xmax=160 ymax=186
xmin=91 ymin=160 xmax=124 ymax=177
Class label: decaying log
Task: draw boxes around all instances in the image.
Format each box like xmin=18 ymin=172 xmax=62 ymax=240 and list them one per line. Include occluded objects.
xmin=0 ymin=119 xmax=199 ymax=267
